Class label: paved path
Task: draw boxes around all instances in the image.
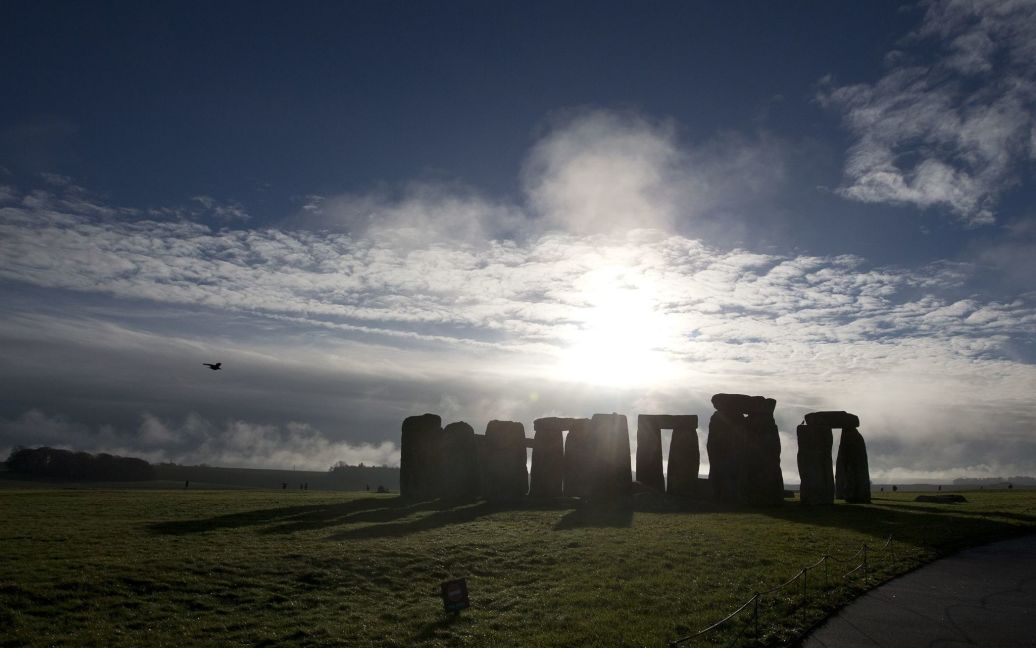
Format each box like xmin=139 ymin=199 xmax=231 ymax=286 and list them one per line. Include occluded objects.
xmin=801 ymin=533 xmax=1036 ymax=647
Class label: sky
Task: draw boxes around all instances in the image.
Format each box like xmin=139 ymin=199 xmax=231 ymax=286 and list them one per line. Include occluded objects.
xmin=1 ymin=0 xmax=1035 ymax=482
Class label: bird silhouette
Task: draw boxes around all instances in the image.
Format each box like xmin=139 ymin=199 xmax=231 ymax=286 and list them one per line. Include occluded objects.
xmin=203 ymin=362 xmax=222 ymax=370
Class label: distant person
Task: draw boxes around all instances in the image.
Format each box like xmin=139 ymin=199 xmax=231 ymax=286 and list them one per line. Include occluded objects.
xmin=202 ymin=362 xmax=222 ymax=370
xmin=880 ymin=487 xmax=884 ymax=493
xmin=185 ymin=480 xmax=189 ymax=489
xmin=282 ymin=482 xmax=287 ymax=490
xmin=366 ymin=484 xmax=370 ymax=492
xmin=938 ymin=485 xmax=942 ymax=491
xmin=892 ymin=485 xmax=898 ymax=492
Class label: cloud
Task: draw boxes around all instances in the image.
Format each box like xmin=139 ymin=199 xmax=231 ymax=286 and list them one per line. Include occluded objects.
xmin=1 ymin=108 xmax=1034 ymax=478
xmin=522 ymin=110 xmax=785 ymax=236
xmin=0 ymin=410 xmax=399 ymax=470
xmin=820 ymin=0 xmax=1036 ymax=225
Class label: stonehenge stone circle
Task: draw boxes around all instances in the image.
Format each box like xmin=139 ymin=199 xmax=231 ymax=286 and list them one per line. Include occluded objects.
xmin=484 ymin=420 xmax=529 ymax=501
xmin=400 ymin=413 xmax=443 ymax=500
xmin=441 ymin=421 xmax=480 ymax=500
xmin=835 ymin=426 xmax=871 ymax=503
xmin=398 ymin=400 xmax=871 ymax=509
xmin=796 ymin=424 xmax=834 ymax=506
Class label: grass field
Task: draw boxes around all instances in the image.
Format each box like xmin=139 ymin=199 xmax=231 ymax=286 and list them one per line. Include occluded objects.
xmin=1 ymin=487 xmax=1033 ymax=647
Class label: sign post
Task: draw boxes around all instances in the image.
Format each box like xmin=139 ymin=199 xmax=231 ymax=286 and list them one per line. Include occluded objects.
xmin=440 ymin=578 xmax=470 ymax=614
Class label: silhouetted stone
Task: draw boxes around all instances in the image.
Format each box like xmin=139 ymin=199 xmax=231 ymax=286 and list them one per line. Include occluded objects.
xmin=484 ymin=420 xmax=528 ymax=501
xmin=588 ymin=413 xmax=632 ymax=499
xmin=707 ymin=411 xmax=741 ymax=503
xmin=635 ymin=415 xmax=665 ymax=492
xmin=563 ymin=418 xmax=592 ymax=497
xmin=804 ymin=411 xmax=860 ymax=429
xmin=711 ymin=393 xmax=776 ymax=416
xmin=441 ymin=421 xmax=479 ymax=500
xmin=400 ymin=413 xmax=443 ymax=500
xmin=835 ymin=427 xmax=871 ymax=503
xmin=796 ymin=424 xmax=834 ymax=506
xmin=666 ymin=415 xmax=700 ymax=498
xmin=473 ymin=433 xmax=488 ymax=497
xmin=739 ymin=413 xmax=784 ymax=507
xmin=529 ymin=418 xmax=565 ymax=497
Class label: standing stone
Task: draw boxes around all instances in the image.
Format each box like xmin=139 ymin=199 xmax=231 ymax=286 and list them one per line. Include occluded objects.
xmin=529 ymin=418 xmax=565 ymax=497
xmin=666 ymin=415 xmax=700 ymax=497
xmin=636 ymin=415 xmax=665 ymax=492
xmin=707 ymin=411 xmax=741 ymax=503
xmin=739 ymin=413 xmax=784 ymax=507
xmin=836 ymin=427 xmax=871 ymax=503
xmin=473 ymin=433 xmax=489 ymax=497
xmin=588 ymin=413 xmax=632 ymax=499
xmin=440 ymin=421 xmax=480 ymax=500
xmin=563 ymin=418 xmax=592 ymax=497
xmin=797 ymin=424 xmax=834 ymax=506
xmin=400 ymin=413 xmax=443 ymax=500
xmin=484 ymin=420 xmax=528 ymax=501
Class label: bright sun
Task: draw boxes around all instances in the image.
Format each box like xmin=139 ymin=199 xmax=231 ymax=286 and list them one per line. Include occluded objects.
xmin=557 ymin=266 xmax=680 ymax=388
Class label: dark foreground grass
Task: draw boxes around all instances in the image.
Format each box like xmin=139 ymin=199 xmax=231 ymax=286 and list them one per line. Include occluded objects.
xmin=1 ymin=488 xmax=1033 ymax=647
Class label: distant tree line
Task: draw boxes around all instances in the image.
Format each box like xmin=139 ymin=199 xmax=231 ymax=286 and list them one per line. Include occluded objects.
xmin=5 ymin=447 xmax=155 ymax=481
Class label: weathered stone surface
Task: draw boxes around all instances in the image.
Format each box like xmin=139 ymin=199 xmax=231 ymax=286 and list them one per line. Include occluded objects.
xmin=635 ymin=415 xmax=665 ymax=492
xmin=588 ymin=413 xmax=632 ymax=499
xmin=563 ymin=418 xmax=592 ymax=497
xmin=804 ymin=411 xmax=860 ymax=429
xmin=711 ymin=393 xmax=776 ymax=416
xmin=400 ymin=413 xmax=443 ymax=500
xmin=529 ymin=419 xmax=564 ymax=497
xmin=835 ymin=427 xmax=871 ymax=503
xmin=739 ymin=413 xmax=784 ymax=507
xmin=707 ymin=411 xmax=741 ymax=503
xmin=796 ymin=424 xmax=834 ymax=506
xmin=666 ymin=416 xmax=700 ymax=497
xmin=484 ymin=420 xmax=529 ymax=501
xmin=473 ymin=433 xmax=488 ymax=497
xmin=440 ymin=421 xmax=480 ymax=500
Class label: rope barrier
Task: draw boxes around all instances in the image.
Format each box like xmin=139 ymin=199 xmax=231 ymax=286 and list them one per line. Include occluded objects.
xmin=668 ymin=530 xmax=923 ymax=647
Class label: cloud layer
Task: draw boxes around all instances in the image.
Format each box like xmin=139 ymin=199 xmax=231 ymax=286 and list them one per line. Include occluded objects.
xmin=1 ymin=108 xmax=1035 ymax=480
xmin=821 ymin=0 xmax=1036 ymax=225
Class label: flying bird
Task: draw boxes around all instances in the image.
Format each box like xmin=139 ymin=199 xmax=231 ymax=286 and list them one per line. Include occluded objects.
xmin=203 ymin=362 xmax=222 ymax=370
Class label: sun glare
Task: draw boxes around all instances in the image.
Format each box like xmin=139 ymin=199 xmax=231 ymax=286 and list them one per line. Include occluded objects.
xmin=557 ymin=266 xmax=680 ymax=388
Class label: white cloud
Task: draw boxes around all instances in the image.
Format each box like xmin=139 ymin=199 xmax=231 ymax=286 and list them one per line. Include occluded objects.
xmin=821 ymin=0 xmax=1036 ymax=225
xmin=1 ymin=108 xmax=1034 ymax=479
xmin=0 ymin=410 xmax=399 ymax=470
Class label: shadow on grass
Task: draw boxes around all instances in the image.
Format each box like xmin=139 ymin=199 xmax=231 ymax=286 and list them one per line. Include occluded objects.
xmin=553 ymin=503 xmax=633 ymax=529
xmin=149 ymin=491 xmax=1034 ymax=547
xmin=758 ymin=498 xmax=1034 ymax=552
xmin=149 ymin=496 xmax=443 ymax=536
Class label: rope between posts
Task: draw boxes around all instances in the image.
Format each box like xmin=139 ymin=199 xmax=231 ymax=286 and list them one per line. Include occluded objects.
xmin=668 ymin=532 xmax=908 ymax=647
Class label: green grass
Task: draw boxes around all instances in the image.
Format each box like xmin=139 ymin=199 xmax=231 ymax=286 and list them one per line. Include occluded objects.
xmin=1 ymin=488 xmax=1034 ymax=647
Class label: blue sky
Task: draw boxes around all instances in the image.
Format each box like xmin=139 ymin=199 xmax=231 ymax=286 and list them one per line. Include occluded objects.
xmin=1 ymin=1 xmax=1034 ymax=480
